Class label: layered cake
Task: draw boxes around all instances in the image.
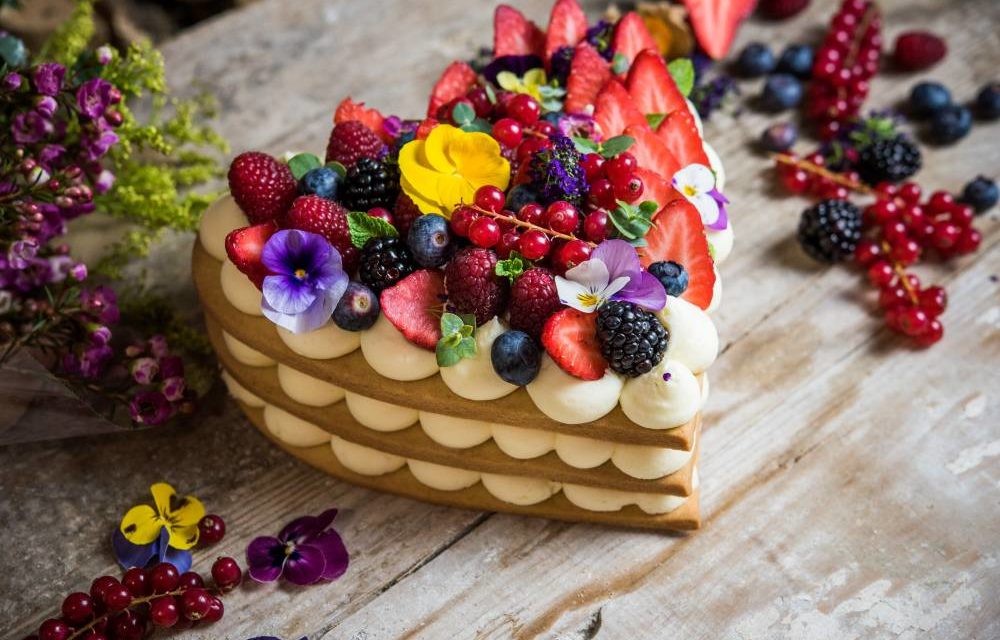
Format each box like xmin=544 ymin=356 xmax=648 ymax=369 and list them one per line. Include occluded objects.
xmin=194 ymin=0 xmax=733 ymax=531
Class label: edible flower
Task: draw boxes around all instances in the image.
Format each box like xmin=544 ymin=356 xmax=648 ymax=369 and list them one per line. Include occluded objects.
xmin=112 ymin=482 xmax=205 ymax=572
xmin=260 ymin=229 xmax=348 ymax=334
xmin=398 ymin=124 xmax=510 ymax=217
xmin=246 ymin=508 xmax=349 ymax=586
xmin=672 ymin=163 xmax=729 ymax=230
xmin=555 ymin=239 xmax=666 ymax=313
xmin=496 ymin=68 xmax=549 ymax=103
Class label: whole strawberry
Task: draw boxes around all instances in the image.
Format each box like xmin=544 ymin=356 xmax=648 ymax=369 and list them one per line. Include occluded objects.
xmin=444 ymin=247 xmax=508 ymax=326
xmin=227 ymin=151 xmax=298 ymax=224
xmin=283 ymin=195 xmax=359 ymax=273
xmin=325 ymin=121 xmax=385 ymax=169
xmin=508 ymin=268 xmax=561 ymax=340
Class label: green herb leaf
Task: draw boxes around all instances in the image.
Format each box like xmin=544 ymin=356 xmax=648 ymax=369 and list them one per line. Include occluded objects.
xmin=440 ymin=312 xmax=465 ymax=336
xmin=484 ymin=83 xmax=498 ymax=104
xmin=607 ymin=200 xmax=654 ymax=244
xmin=288 ymin=153 xmax=322 ymax=180
xmin=347 ymin=212 xmax=399 ymax=248
xmin=325 ymin=161 xmax=347 ymax=178
xmin=638 ymin=200 xmax=659 ymax=216
xmin=436 ymin=312 xmax=478 ymax=367
xmin=600 ymin=135 xmax=635 ymax=158
xmin=645 ymin=113 xmax=667 ymax=129
xmin=611 ymin=52 xmax=630 ymax=75
xmin=460 ymin=117 xmax=493 ymax=134
xmin=571 ymin=136 xmax=601 ymax=154
xmin=667 ymin=59 xmax=695 ymax=97
xmin=436 ymin=342 xmax=463 ymax=367
xmin=452 ymin=101 xmax=476 ymax=125
xmin=495 ymin=251 xmax=527 ymax=283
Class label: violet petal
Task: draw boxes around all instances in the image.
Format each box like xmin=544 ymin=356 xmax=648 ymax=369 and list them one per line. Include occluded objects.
xmin=282 ymin=544 xmax=327 ymax=586
xmin=246 ymin=536 xmax=284 ymax=583
xmin=308 ymin=531 xmax=350 ymax=581
xmin=111 ymin=529 xmax=157 ymax=570
xmin=592 ymin=239 xmax=641 ymax=281
xmin=614 ymin=270 xmax=667 ymax=312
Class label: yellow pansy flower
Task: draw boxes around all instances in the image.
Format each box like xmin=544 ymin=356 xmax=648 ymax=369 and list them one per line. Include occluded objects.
xmin=496 ymin=68 xmax=549 ymax=103
xmin=399 ymin=124 xmax=510 ymax=217
xmin=120 ymin=482 xmax=205 ymax=550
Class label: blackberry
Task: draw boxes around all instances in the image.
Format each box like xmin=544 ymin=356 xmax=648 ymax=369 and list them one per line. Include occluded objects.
xmin=856 ymin=136 xmax=921 ymax=185
xmin=342 ymin=157 xmax=399 ymax=211
xmin=358 ymin=236 xmax=415 ymax=293
xmin=797 ymin=199 xmax=862 ymax=263
xmin=595 ymin=301 xmax=669 ymax=378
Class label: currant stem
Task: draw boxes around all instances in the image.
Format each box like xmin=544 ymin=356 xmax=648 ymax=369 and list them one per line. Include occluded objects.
xmin=772 ymin=153 xmax=873 ymax=194
xmin=467 ymin=203 xmax=596 ymax=246
xmin=879 ymin=240 xmax=920 ymax=305
xmin=64 ymin=586 xmax=225 ymax=640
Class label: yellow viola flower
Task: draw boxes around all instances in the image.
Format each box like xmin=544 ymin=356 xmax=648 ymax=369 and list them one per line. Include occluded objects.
xmin=399 ymin=124 xmax=510 ymax=217
xmin=120 ymin=482 xmax=205 ymax=550
xmin=496 ymin=68 xmax=549 ymax=103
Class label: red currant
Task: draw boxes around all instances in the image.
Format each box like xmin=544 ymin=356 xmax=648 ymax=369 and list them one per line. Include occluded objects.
xmin=898 ymin=307 xmax=930 ymax=336
xmin=588 ymin=178 xmax=616 ymax=210
xmin=449 ymin=206 xmax=478 ymax=237
xmin=614 ymin=175 xmax=644 ymax=203
xmin=853 ymin=238 xmax=882 ymax=266
xmin=61 ymin=592 xmax=95 ymax=625
xmin=583 ymin=210 xmax=610 ymax=242
xmin=553 ymin=239 xmax=593 ymax=274
xmin=150 ymin=562 xmax=180 ymax=594
xmin=865 ymin=200 xmax=898 ymax=225
xmin=178 ymin=571 xmax=204 ymax=590
xmin=914 ymin=319 xmax=944 ymax=346
xmin=605 ymin=152 xmax=637 ymax=185
xmin=198 ymin=514 xmax=226 ymax=545
xmin=497 ymin=230 xmax=521 ymax=258
xmin=110 ymin=611 xmax=145 ymax=640
xmin=874 ymin=182 xmax=899 ymax=200
xmin=465 ymin=87 xmax=492 ymax=117
xmin=103 ymin=584 xmax=133 ymax=612
xmin=517 ymin=203 xmax=545 ymax=226
xmin=203 ymin=596 xmax=225 ymax=623
xmin=878 ymin=285 xmax=909 ymax=309
xmin=212 ymin=556 xmax=243 ymax=590
xmin=780 ymin=168 xmax=810 ymax=194
xmin=927 ymin=190 xmax=954 ymax=213
xmin=518 ymin=229 xmax=551 ymax=260
xmin=533 ymin=120 xmax=556 ymax=137
xmin=890 ymin=238 xmax=921 ymax=265
xmin=900 ymin=204 xmax=926 ymax=230
xmin=953 ymin=227 xmax=982 ymax=254
xmin=89 ymin=576 xmax=120 ymax=603
xmin=149 ymin=596 xmax=180 ymax=628
xmin=581 ymin=153 xmax=605 ymax=181
xmin=38 ymin=619 xmax=71 ymax=640
xmin=931 ymin=222 xmax=961 ymax=250
xmin=515 ymin=137 xmax=550 ymax=162
xmin=882 ymin=220 xmax=909 ymax=245
xmin=867 ymin=260 xmax=894 ymax=287
xmin=947 ymin=203 xmax=974 ymax=228
xmin=919 ymin=286 xmax=947 ymax=317
xmin=507 ymin=94 xmax=540 ymax=125
xmin=545 ymin=201 xmax=579 ymax=235
xmin=473 ymin=185 xmax=505 ymax=213
xmin=898 ymin=181 xmax=921 ymax=203
xmin=468 ymin=216 xmax=501 ymax=248
xmin=181 ymin=588 xmax=212 ymax=621
xmin=492 ymin=118 xmax=523 ymax=148
xmin=121 ymin=567 xmax=150 ymax=597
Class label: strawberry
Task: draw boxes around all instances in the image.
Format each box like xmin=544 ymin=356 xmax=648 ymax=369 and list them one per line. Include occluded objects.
xmin=893 ymin=31 xmax=947 ymax=71
xmin=544 ymin=0 xmax=588 ymax=63
xmin=416 ymin=117 xmax=439 ymax=140
xmin=334 ymin=98 xmax=388 ymax=142
xmin=494 ymin=5 xmax=545 ymax=58
xmin=563 ymin=43 xmax=612 ymax=114
xmin=682 ymin=0 xmax=757 ymax=60
xmin=541 ymin=308 xmax=608 ymax=381
xmin=227 ymin=151 xmax=298 ymax=224
xmin=427 ymin=61 xmax=479 ymax=118
xmin=282 ymin=196 xmax=359 ymax=273
xmin=656 ymin=108 xmax=710 ymax=168
xmin=593 ymin=79 xmax=649 ymax=139
xmin=625 ymin=50 xmax=687 ymax=117
xmin=379 ymin=269 xmax=446 ymax=350
xmin=224 ymin=221 xmax=278 ymax=289
xmin=634 ymin=167 xmax=681 ymax=211
xmin=624 ymin=125 xmax=681 ymax=183
xmin=610 ymin=12 xmax=659 ymax=69
xmin=638 ymin=198 xmax=716 ymax=310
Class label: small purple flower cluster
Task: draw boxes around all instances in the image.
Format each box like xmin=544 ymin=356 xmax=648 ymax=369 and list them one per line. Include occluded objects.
xmin=528 ymin=134 xmax=588 ymax=207
xmin=123 ymin=335 xmax=195 ymax=426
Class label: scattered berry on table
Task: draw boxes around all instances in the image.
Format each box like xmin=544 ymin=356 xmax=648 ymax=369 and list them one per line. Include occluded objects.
xmin=332 ymin=282 xmax=380 ymax=331
xmin=197 ymin=514 xmax=226 ymax=544
xmin=211 ymin=557 xmax=243 ymax=591
xmin=759 ymin=73 xmax=803 ymax=112
xmin=408 ymin=214 xmax=453 ymax=267
xmin=928 ymin=104 xmax=972 ymax=145
xmin=974 ymin=82 xmax=1000 ymax=121
xmin=760 ymin=122 xmax=798 ymax=152
xmin=324 ymin=120 xmax=385 ymax=168
xmin=959 ymin=176 xmax=998 ymax=214
xmin=491 ymin=330 xmax=542 ymax=386
xmin=856 ymin=135 xmax=921 ymax=185
xmin=596 ymin=301 xmax=669 ymax=378
xmin=908 ymin=81 xmax=952 ymax=118
xmin=508 ymin=267 xmax=561 ymax=340
xmin=227 ymin=151 xmax=298 ymax=224
xmin=648 ymin=261 xmax=689 ymax=297
xmin=892 ymin=31 xmax=947 ymax=72
xmin=379 ymin=269 xmax=446 ymax=349
xmin=735 ymin=42 xmax=776 ymax=77
xmin=541 ymin=308 xmax=608 ymax=381
xmin=777 ymin=44 xmax=814 ymax=78
xmin=283 ymin=195 xmax=359 ymax=273
xmin=757 ymin=0 xmax=810 ymax=20
xmin=797 ymin=199 xmax=863 ymax=263
xmin=298 ymin=166 xmax=341 ymax=200
xmin=342 ymin=156 xmax=400 ymax=211
xmin=444 ymin=247 xmax=508 ymax=326
xmin=358 ymin=236 xmax=416 ymax=293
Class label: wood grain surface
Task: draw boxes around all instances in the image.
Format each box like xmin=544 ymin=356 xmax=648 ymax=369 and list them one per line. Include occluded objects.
xmin=2 ymin=0 xmax=998 ymax=638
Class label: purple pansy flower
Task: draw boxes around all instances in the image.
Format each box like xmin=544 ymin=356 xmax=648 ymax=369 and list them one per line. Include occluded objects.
xmin=76 ymin=78 xmax=115 ymax=120
xmin=555 ymin=239 xmax=666 ymax=313
xmin=557 ymin=113 xmax=599 ymax=141
xmin=33 ymin=63 xmax=65 ymax=96
xmin=260 ymin=230 xmax=348 ymax=334
xmin=672 ymin=164 xmax=729 ymax=231
xmin=246 ymin=508 xmax=349 ymax=586
xmin=482 ymin=54 xmax=544 ymax=85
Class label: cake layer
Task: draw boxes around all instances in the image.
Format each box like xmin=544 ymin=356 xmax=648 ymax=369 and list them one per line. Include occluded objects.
xmin=193 ymin=242 xmax=700 ymax=448
xmin=210 ymin=317 xmax=700 ymax=495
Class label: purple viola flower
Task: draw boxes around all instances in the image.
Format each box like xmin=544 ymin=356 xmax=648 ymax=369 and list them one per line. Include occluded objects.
xmin=557 ymin=113 xmax=599 ymax=141
xmin=129 ymin=390 xmax=173 ymax=425
xmin=130 ymin=357 xmax=159 ymax=385
xmin=246 ymin=508 xmax=349 ymax=586
xmin=554 ymin=239 xmax=666 ymax=313
xmin=260 ymin=230 xmax=348 ymax=334
xmin=80 ymin=285 xmax=120 ymax=324
xmin=11 ymin=110 xmax=54 ymax=144
xmin=112 ymin=526 xmax=192 ymax=574
xmin=482 ymin=54 xmax=544 ymax=85
xmin=76 ymin=78 xmax=114 ymax=120
xmin=33 ymin=63 xmax=65 ymax=96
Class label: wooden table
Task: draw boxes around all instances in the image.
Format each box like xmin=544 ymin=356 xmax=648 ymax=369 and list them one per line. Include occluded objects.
xmin=3 ymin=0 xmax=999 ymax=637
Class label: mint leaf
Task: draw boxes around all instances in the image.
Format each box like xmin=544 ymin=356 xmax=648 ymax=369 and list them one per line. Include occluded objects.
xmin=288 ymin=153 xmax=322 ymax=180
xmin=645 ymin=113 xmax=667 ymax=129
xmin=612 ymin=52 xmax=629 ymax=75
xmin=347 ymin=212 xmax=399 ymax=249
xmin=436 ymin=342 xmax=463 ymax=367
xmin=451 ymin=101 xmax=475 ymax=125
xmin=325 ymin=161 xmax=347 ymax=178
xmin=571 ymin=136 xmax=601 ymax=154
xmin=638 ymin=200 xmax=659 ymax=216
xmin=460 ymin=117 xmax=493 ymax=134
xmin=607 ymin=200 xmax=654 ymax=245
xmin=495 ymin=251 xmax=527 ymax=283
xmin=436 ymin=313 xmax=478 ymax=367
xmin=440 ymin=312 xmax=465 ymax=336
xmin=600 ymin=135 xmax=635 ymax=158
xmin=667 ymin=59 xmax=695 ymax=97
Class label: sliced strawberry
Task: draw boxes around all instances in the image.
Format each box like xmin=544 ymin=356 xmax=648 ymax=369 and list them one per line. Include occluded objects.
xmin=427 ymin=61 xmax=479 ymax=118
xmin=634 ymin=167 xmax=681 ymax=211
xmin=563 ymin=43 xmax=612 ymax=114
xmin=625 ymin=50 xmax=687 ymax=117
xmin=610 ymin=12 xmax=659 ymax=69
xmin=593 ymin=79 xmax=649 ymax=139
xmin=380 ymin=269 xmax=446 ymax=350
xmin=541 ymin=308 xmax=607 ymax=381
xmin=682 ymin=0 xmax=757 ymax=60
xmin=224 ymin=221 xmax=279 ymax=289
xmin=624 ymin=125 xmax=681 ymax=182
xmin=638 ymin=199 xmax=716 ymax=310
xmin=544 ymin=0 xmax=588 ymax=63
xmin=494 ymin=5 xmax=545 ymax=58
xmin=656 ymin=108 xmax=710 ymax=168
xmin=333 ymin=98 xmax=388 ymax=142
xmin=416 ymin=117 xmax=439 ymax=140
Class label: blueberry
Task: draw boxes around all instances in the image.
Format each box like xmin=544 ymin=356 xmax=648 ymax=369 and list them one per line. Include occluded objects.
xmin=908 ymin=81 xmax=952 ymax=118
xmin=491 ymin=330 xmax=541 ymax=386
xmin=928 ymin=104 xmax=972 ymax=145
xmin=974 ymin=82 xmax=1000 ymax=121
xmin=760 ymin=122 xmax=798 ymax=152
xmin=647 ymin=261 xmax=688 ymax=297
xmin=735 ymin=42 xmax=776 ymax=77
xmin=299 ymin=166 xmax=341 ymax=200
xmin=332 ymin=282 xmax=380 ymax=331
xmin=759 ymin=73 xmax=803 ymax=112
xmin=407 ymin=214 xmax=453 ymax=267
xmin=777 ymin=44 xmax=814 ymax=79
xmin=959 ymin=175 xmax=998 ymax=214
xmin=506 ymin=184 xmax=538 ymax=212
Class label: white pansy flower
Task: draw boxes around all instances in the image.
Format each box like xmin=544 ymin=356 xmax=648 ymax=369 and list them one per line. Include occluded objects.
xmin=555 ymin=259 xmax=630 ymax=314
xmin=672 ymin=163 xmax=729 ymax=230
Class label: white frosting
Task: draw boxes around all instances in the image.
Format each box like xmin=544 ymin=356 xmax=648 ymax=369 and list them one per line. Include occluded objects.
xmin=330 ymin=435 xmax=406 ymax=475
xmin=220 ymin=259 xmax=263 ymax=316
xmin=263 ymin=404 xmax=331 ymax=447
xmin=221 ymin=370 xmax=265 ymax=408
xmin=563 ymin=483 xmax=686 ymax=514
xmin=526 ymin=355 xmax=624 ymax=424
xmin=222 ymin=331 xmax=275 ymax=367
xmin=276 ymin=364 xmax=344 ymax=407
xmin=360 ymin=314 xmax=439 ymax=381
xmin=554 ymin=434 xmax=614 ymax=469
xmin=704 ymin=142 xmax=725 ymax=192
xmin=707 ymin=267 xmax=723 ymax=315
xmin=658 ymin=297 xmax=719 ymax=375
xmin=701 ymin=373 xmax=710 ymax=408
xmin=439 ymin=317 xmax=518 ymax=400
xmin=344 ymin=391 xmax=418 ymax=432
xmin=619 ymin=358 xmax=700 ymax=430
xmin=611 ymin=440 xmax=693 ymax=480
xmin=419 ymin=412 xmax=493 ymax=449
xmin=481 ymin=473 xmax=561 ymax=506
xmin=277 ymin=321 xmax=360 ymax=360
xmin=407 ymin=460 xmax=480 ymax=491
xmin=492 ymin=424 xmax=556 ymax=459
xmin=198 ymin=194 xmax=248 ymax=262
xmin=708 ymin=223 xmax=734 ymax=265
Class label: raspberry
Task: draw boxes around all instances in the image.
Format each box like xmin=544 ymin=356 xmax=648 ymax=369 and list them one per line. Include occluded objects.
xmin=324 ymin=121 xmax=385 ymax=169
xmin=392 ymin=192 xmax=423 ymax=237
xmin=444 ymin=247 xmax=508 ymax=326
xmin=283 ymin=195 xmax=359 ymax=273
xmin=227 ymin=151 xmax=298 ymax=223
xmin=508 ymin=268 xmax=561 ymax=340
xmin=892 ymin=31 xmax=946 ymax=72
